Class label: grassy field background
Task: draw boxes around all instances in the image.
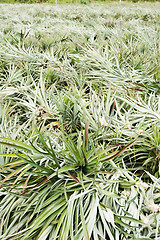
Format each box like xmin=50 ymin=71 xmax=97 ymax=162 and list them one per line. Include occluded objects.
xmin=0 ymin=3 xmax=160 ymax=239
xmin=0 ymin=0 xmax=159 ymax=3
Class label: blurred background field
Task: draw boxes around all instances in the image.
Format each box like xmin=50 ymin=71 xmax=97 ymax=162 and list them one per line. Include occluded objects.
xmin=0 ymin=0 xmax=159 ymax=4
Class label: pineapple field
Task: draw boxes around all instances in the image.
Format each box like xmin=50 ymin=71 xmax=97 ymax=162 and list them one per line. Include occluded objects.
xmin=0 ymin=3 xmax=160 ymax=239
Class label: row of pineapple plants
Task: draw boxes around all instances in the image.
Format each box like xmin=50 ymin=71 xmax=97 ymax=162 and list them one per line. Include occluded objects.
xmin=0 ymin=3 xmax=160 ymax=239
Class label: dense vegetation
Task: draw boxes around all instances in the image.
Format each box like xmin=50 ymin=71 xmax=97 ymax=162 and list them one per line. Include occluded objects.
xmin=0 ymin=0 xmax=159 ymax=4
xmin=0 ymin=3 xmax=160 ymax=239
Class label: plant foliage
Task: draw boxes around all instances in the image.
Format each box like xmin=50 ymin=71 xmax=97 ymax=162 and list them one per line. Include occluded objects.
xmin=0 ymin=3 xmax=160 ymax=239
